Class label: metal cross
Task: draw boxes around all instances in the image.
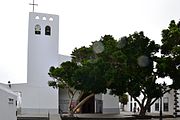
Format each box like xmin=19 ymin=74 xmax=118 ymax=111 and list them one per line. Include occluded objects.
xmin=29 ymin=0 xmax=38 ymax=12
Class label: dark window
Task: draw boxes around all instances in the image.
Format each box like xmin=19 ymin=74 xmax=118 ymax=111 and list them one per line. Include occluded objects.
xmin=134 ymin=103 xmax=137 ymax=112
xmin=45 ymin=26 xmax=51 ymax=35
xmin=35 ymin=24 xmax=41 ymax=35
xmin=8 ymin=98 xmax=14 ymax=104
xmin=130 ymin=103 xmax=132 ymax=112
xmin=163 ymin=97 xmax=169 ymax=112
xmin=155 ymin=103 xmax=159 ymax=111
xmin=164 ymin=103 xmax=168 ymax=112
xmin=155 ymin=99 xmax=159 ymax=111
xmin=148 ymin=106 xmax=151 ymax=112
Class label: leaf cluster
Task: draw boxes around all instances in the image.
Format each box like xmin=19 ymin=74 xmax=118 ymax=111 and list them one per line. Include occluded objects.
xmin=157 ymin=20 xmax=180 ymax=89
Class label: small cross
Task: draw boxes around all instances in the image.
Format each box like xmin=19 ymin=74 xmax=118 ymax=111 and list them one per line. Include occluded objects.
xmin=29 ymin=0 xmax=38 ymax=12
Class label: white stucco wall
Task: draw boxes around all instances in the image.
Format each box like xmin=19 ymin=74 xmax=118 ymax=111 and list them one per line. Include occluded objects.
xmin=102 ymin=90 xmax=120 ymax=114
xmin=0 ymin=84 xmax=17 ymax=120
xmin=10 ymin=54 xmax=71 ymax=114
xmin=25 ymin=12 xmax=59 ymax=114
xmin=27 ymin=12 xmax=59 ymax=86
xmin=11 ymin=83 xmax=58 ymax=114
xmin=95 ymin=94 xmax=103 ymax=113
xmin=58 ymin=54 xmax=71 ymax=65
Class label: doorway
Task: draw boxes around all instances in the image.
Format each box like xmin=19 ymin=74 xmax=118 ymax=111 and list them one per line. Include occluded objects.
xmin=80 ymin=93 xmax=95 ymax=113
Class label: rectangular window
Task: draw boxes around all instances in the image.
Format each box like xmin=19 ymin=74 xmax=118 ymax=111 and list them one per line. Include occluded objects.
xmin=164 ymin=103 xmax=168 ymax=112
xmin=8 ymin=98 xmax=14 ymax=104
xmin=163 ymin=97 xmax=169 ymax=112
xmin=155 ymin=99 xmax=159 ymax=111
xmin=35 ymin=25 xmax=41 ymax=35
xmin=45 ymin=26 xmax=51 ymax=36
xmin=155 ymin=103 xmax=159 ymax=111
xmin=130 ymin=103 xmax=132 ymax=112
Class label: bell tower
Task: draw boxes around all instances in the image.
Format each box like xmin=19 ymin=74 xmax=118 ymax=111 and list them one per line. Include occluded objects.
xmin=27 ymin=12 xmax=59 ymax=86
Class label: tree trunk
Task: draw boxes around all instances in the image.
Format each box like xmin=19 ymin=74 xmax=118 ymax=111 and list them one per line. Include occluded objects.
xmin=73 ymin=93 xmax=95 ymax=113
xmin=122 ymin=104 xmax=125 ymax=111
xmin=68 ymin=96 xmax=74 ymax=117
xmin=68 ymin=110 xmax=74 ymax=117
xmin=139 ymin=106 xmax=146 ymax=116
xmin=67 ymin=90 xmax=77 ymax=117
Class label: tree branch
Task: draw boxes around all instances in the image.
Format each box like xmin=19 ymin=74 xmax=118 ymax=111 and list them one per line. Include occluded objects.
xmin=73 ymin=93 xmax=95 ymax=113
xmin=145 ymin=98 xmax=152 ymax=108
xmin=141 ymin=95 xmax=146 ymax=107
xmin=76 ymin=91 xmax=84 ymax=102
xmin=163 ymin=88 xmax=172 ymax=94
xmin=150 ymin=88 xmax=172 ymax=106
xmin=150 ymin=97 xmax=159 ymax=106
xmin=132 ymin=96 xmax=142 ymax=107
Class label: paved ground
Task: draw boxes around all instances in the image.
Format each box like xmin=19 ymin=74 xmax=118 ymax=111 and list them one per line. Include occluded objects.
xmin=50 ymin=112 xmax=180 ymax=120
xmin=147 ymin=117 xmax=180 ymax=120
xmin=18 ymin=112 xmax=180 ymax=120
xmin=50 ymin=114 xmax=61 ymax=120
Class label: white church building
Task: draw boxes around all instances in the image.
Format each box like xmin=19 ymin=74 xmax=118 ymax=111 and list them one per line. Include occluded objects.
xmin=4 ymin=11 xmax=119 ymax=115
xmin=2 ymin=11 xmax=178 ymax=116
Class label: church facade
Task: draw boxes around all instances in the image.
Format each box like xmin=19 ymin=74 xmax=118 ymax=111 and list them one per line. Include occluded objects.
xmin=1 ymin=11 xmax=179 ymax=116
xmin=10 ymin=12 xmax=66 ymax=114
xmin=8 ymin=12 xmax=119 ymax=115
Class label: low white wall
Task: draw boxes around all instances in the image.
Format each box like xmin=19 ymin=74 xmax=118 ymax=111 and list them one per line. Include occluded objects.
xmin=11 ymin=83 xmax=58 ymax=114
xmin=0 ymin=85 xmax=17 ymax=120
xmin=103 ymin=90 xmax=120 ymax=114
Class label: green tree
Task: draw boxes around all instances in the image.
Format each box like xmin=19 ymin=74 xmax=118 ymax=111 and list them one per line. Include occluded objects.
xmin=99 ymin=32 xmax=164 ymax=116
xmin=49 ymin=49 xmax=107 ymax=116
xmin=155 ymin=20 xmax=180 ymax=116
xmin=71 ymin=34 xmax=166 ymax=116
xmin=119 ymin=93 xmax=128 ymax=111
xmin=157 ymin=20 xmax=180 ymax=89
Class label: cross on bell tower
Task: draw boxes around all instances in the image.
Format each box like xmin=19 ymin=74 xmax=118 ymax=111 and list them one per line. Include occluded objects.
xmin=29 ymin=0 xmax=38 ymax=12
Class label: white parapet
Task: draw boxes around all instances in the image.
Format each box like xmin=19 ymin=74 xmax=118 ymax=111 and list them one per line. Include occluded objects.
xmin=0 ymin=84 xmax=17 ymax=120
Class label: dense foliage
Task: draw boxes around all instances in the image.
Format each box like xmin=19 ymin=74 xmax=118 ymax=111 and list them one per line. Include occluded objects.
xmin=157 ymin=20 xmax=180 ymax=89
xmin=48 ymin=20 xmax=180 ymax=116
xmin=119 ymin=93 xmax=128 ymax=111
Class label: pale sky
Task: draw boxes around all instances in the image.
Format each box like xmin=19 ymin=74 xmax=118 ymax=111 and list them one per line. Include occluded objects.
xmin=0 ymin=0 xmax=179 ymax=84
